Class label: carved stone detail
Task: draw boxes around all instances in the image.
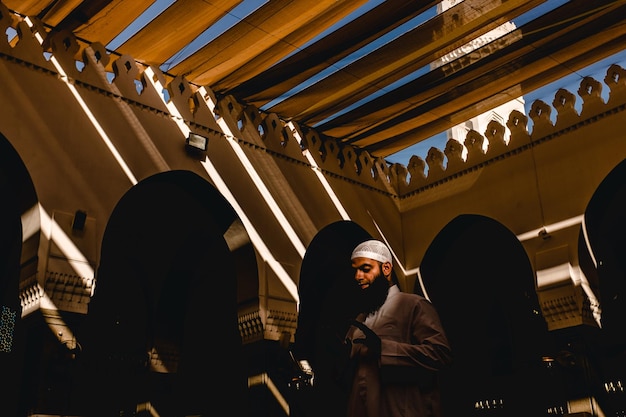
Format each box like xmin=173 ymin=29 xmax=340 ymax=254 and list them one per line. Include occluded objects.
xmin=43 ymin=271 xmax=94 ymax=314
xmin=238 ymin=309 xmax=264 ymax=344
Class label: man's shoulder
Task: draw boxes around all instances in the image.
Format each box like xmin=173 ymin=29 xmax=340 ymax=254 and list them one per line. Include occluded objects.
xmin=396 ymin=290 xmax=425 ymax=299
xmin=396 ymin=291 xmax=431 ymax=305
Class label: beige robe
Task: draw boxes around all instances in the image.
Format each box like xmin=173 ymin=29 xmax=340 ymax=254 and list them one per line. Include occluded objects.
xmin=346 ymin=286 xmax=452 ymax=417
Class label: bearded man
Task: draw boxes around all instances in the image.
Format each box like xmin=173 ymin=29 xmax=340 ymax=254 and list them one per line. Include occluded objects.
xmin=345 ymin=239 xmax=453 ymax=417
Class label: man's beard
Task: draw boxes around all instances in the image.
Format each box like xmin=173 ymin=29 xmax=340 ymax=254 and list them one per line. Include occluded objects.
xmin=357 ymin=271 xmax=389 ymax=315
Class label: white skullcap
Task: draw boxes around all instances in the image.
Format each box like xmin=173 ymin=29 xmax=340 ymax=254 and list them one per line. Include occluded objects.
xmin=351 ymin=240 xmax=392 ymax=264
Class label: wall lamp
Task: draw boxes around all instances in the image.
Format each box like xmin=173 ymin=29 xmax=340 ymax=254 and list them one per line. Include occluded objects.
xmin=185 ymin=132 xmax=209 ymax=157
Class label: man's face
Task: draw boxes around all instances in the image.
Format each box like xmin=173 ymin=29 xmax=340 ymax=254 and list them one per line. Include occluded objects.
xmin=352 ymin=257 xmax=390 ymax=314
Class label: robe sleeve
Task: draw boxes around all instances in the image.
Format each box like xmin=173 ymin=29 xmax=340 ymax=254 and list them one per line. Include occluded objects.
xmin=379 ymin=295 xmax=452 ymax=384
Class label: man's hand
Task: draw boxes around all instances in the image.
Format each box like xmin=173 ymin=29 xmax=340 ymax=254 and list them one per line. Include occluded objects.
xmin=351 ymin=320 xmax=381 ymax=358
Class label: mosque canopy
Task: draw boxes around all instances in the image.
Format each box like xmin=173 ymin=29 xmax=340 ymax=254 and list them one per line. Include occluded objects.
xmin=6 ymin=0 xmax=626 ymax=158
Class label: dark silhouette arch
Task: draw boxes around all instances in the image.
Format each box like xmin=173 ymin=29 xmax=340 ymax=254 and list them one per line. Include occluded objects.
xmin=583 ymin=158 xmax=626 ymax=415
xmin=0 ymin=133 xmax=39 ymax=416
xmin=293 ymin=220 xmax=371 ymax=417
xmin=74 ymin=170 xmax=250 ymax=417
xmin=585 ymin=158 xmax=626 ymax=342
xmin=420 ymin=214 xmax=553 ymax=416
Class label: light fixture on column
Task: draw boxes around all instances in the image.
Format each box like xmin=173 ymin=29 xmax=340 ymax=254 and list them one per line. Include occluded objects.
xmin=186 ymin=132 xmax=209 ymax=152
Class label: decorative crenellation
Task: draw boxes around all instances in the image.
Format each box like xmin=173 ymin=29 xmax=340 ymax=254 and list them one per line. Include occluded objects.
xmin=395 ymin=63 xmax=625 ymax=196
xmin=17 ymin=270 xmax=94 ymax=316
xmin=18 ymin=275 xmax=43 ymax=317
xmin=237 ymin=303 xmax=298 ymax=344
xmin=578 ymin=76 xmax=605 ymax=116
xmin=43 ymin=270 xmax=93 ymax=314
xmin=551 ymin=88 xmax=578 ymax=128
xmin=238 ymin=309 xmax=264 ymax=344
xmin=605 ymin=64 xmax=626 ymax=104
xmin=540 ymin=293 xmax=582 ymax=329
xmin=537 ymin=287 xmax=600 ymax=332
xmin=264 ymin=308 xmax=298 ymax=343
xmin=3 ymin=10 xmax=625 ymax=200
xmin=301 ymin=129 xmax=393 ymax=194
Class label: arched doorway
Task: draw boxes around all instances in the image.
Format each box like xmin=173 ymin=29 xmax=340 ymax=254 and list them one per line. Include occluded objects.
xmin=583 ymin=158 xmax=626 ymax=415
xmin=73 ymin=170 xmax=252 ymax=417
xmin=420 ymin=214 xmax=553 ymax=416
xmin=0 ymin=133 xmax=38 ymax=416
xmin=293 ymin=220 xmax=371 ymax=417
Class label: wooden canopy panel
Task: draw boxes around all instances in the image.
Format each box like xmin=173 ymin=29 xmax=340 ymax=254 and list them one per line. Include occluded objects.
xmin=266 ymin=0 xmax=544 ymax=124
xmin=116 ymin=0 xmax=242 ymax=67
xmin=167 ymin=0 xmax=366 ymax=87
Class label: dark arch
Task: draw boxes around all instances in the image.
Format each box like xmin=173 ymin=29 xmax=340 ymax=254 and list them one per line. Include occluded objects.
xmin=420 ymin=214 xmax=554 ymax=416
xmin=293 ymin=220 xmax=371 ymax=417
xmin=0 ymin=133 xmax=39 ymax=416
xmin=0 ymin=134 xmax=38 ymax=300
xmin=583 ymin=158 xmax=626 ymax=415
xmin=74 ymin=170 xmax=251 ymax=417
xmin=585 ymin=158 xmax=626 ymax=342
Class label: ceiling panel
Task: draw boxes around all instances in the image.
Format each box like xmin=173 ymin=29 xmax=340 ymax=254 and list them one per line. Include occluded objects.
xmin=228 ymin=0 xmax=439 ymax=103
xmin=265 ymin=0 xmax=544 ymax=125
xmin=167 ymin=0 xmax=362 ymax=86
xmin=116 ymin=0 xmax=242 ymax=66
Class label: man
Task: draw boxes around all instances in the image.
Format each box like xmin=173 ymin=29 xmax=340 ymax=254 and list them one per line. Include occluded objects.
xmin=345 ymin=239 xmax=452 ymax=417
